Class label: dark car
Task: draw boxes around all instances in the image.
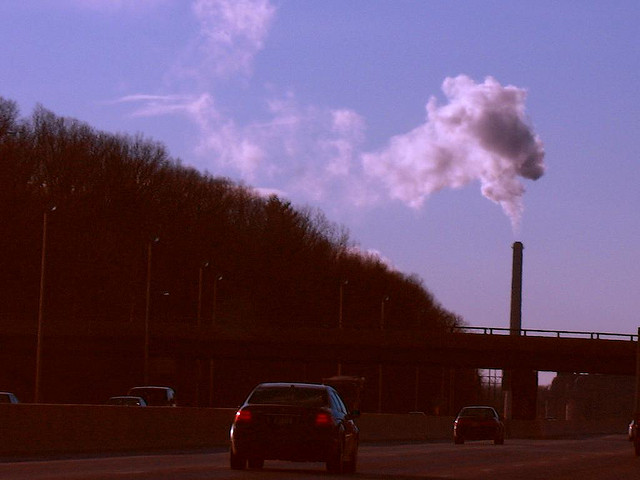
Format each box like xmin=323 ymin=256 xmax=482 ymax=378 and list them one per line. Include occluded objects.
xmin=0 ymin=392 xmax=19 ymax=404
xmin=453 ymin=405 xmax=504 ymax=445
xmin=229 ymin=382 xmax=359 ymax=473
xmin=127 ymin=386 xmax=177 ymax=406
xmin=106 ymin=395 xmax=147 ymax=406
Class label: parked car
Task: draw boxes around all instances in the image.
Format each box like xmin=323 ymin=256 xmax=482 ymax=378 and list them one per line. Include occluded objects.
xmin=0 ymin=392 xmax=19 ymax=404
xmin=127 ymin=386 xmax=177 ymax=406
xmin=229 ymin=382 xmax=360 ymax=473
xmin=106 ymin=395 xmax=147 ymax=406
xmin=453 ymin=405 xmax=504 ymax=445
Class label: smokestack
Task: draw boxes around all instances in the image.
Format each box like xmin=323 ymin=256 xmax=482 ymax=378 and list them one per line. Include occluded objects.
xmin=510 ymin=241 xmax=523 ymax=335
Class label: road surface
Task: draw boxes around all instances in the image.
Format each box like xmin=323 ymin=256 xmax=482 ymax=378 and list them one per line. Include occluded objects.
xmin=1 ymin=435 xmax=638 ymax=479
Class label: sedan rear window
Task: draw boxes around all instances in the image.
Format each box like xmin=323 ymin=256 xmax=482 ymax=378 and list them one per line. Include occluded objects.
xmin=248 ymin=386 xmax=328 ymax=407
xmin=459 ymin=407 xmax=496 ymax=418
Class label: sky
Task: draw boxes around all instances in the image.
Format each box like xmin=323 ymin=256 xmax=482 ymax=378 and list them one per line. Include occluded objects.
xmin=2 ymin=0 xmax=639 ymax=368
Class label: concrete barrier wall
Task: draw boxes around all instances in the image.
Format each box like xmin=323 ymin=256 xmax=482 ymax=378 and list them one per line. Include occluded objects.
xmin=0 ymin=404 xmax=630 ymax=458
xmin=0 ymin=404 xmax=236 ymax=457
xmin=357 ymin=413 xmax=454 ymax=442
xmin=507 ymin=418 xmax=629 ymax=439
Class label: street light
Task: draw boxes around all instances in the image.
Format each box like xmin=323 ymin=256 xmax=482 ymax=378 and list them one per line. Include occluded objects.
xmin=144 ymin=237 xmax=159 ymax=385
xmin=34 ymin=206 xmax=56 ymax=403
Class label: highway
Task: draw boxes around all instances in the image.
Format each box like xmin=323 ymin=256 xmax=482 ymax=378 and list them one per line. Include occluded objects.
xmin=1 ymin=435 xmax=638 ymax=479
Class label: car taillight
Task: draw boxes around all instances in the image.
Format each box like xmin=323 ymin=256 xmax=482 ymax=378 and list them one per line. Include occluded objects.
xmin=235 ymin=409 xmax=252 ymax=423
xmin=315 ymin=412 xmax=332 ymax=426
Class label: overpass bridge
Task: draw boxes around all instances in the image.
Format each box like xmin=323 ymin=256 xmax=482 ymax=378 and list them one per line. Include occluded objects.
xmin=1 ymin=322 xmax=637 ymax=416
xmin=3 ymin=322 xmax=637 ymax=374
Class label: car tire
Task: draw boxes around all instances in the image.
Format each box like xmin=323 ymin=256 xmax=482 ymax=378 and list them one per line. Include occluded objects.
xmin=342 ymin=443 xmax=358 ymax=474
xmin=229 ymin=449 xmax=246 ymax=470
xmin=326 ymin=439 xmax=344 ymax=474
xmin=248 ymin=457 xmax=264 ymax=469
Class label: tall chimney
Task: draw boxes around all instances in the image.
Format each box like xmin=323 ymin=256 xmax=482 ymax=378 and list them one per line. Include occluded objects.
xmin=510 ymin=241 xmax=523 ymax=335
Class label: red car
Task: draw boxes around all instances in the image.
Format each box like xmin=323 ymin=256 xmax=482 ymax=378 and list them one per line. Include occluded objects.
xmin=230 ymin=382 xmax=359 ymax=473
xmin=453 ymin=405 xmax=505 ymax=445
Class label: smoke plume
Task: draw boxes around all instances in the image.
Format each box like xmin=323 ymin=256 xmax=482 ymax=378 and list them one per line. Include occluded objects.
xmin=362 ymin=75 xmax=545 ymax=230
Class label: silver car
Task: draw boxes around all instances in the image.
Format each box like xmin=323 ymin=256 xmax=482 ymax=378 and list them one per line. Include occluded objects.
xmin=0 ymin=392 xmax=19 ymax=404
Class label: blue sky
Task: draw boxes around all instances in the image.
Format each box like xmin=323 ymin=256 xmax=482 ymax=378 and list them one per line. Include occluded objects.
xmin=2 ymin=0 xmax=639 ymax=355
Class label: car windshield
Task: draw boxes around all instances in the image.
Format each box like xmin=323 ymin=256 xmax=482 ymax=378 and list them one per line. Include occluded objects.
xmin=459 ymin=408 xmax=495 ymax=418
xmin=109 ymin=397 xmax=142 ymax=405
xmin=248 ymin=386 xmax=327 ymax=407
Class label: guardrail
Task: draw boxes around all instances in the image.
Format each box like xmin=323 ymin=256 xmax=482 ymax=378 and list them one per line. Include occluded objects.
xmin=451 ymin=326 xmax=638 ymax=342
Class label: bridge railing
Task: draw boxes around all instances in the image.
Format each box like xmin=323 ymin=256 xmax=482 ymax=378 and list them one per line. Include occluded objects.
xmin=451 ymin=326 xmax=638 ymax=342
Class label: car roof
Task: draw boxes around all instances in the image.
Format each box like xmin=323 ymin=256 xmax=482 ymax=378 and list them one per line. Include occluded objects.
xmin=458 ymin=405 xmax=498 ymax=414
xmin=254 ymin=382 xmax=329 ymax=390
xmin=129 ymin=386 xmax=174 ymax=391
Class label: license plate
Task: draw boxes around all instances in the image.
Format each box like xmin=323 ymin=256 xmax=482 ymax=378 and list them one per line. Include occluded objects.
xmin=270 ymin=415 xmax=295 ymax=425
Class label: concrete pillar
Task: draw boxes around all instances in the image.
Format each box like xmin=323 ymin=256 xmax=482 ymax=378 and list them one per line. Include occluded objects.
xmin=511 ymin=369 xmax=538 ymax=420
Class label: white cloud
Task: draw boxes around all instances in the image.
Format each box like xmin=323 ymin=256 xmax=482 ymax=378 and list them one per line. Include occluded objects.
xmin=186 ymin=0 xmax=277 ymax=80
xmin=362 ymin=75 xmax=545 ymax=230
xmin=111 ymin=3 xmax=543 ymax=232
xmin=116 ymin=90 xmax=367 ymax=205
xmin=116 ymin=94 xmax=208 ymax=117
xmin=193 ymin=92 xmax=367 ymax=194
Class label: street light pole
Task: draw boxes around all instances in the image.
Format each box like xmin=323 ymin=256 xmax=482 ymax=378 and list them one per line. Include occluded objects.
xmin=197 ymin=262 xmax=209 ymax=328
xmin=339 ymin=280 xmax=348 ymax=329
xmin=337 ymin=279 xmax=348 ymax=376
xmin=34 ymin=208 xmax=54 ymax=403
xmin=212 ymin=274 xmax=222 ymax=326
xmin=380 ymin=295 xmax=389 ymax=330
xmin=144 ymin=237 xmax=159 ymax=385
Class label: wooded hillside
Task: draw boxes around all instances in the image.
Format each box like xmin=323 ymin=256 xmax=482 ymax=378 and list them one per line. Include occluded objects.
xmin=0 ymin=97 xmax=462 ymax=334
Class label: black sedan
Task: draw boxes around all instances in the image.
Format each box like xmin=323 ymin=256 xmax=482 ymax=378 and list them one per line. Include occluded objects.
xmin=453 ymin=405 xmax=504 ymax=445
xmin=229 ymin=382 xmax=359 ymax=473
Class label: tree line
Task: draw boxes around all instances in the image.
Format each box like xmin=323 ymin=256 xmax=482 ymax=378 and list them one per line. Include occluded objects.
xmin=0 ymin=96 xmax=463 ymax=335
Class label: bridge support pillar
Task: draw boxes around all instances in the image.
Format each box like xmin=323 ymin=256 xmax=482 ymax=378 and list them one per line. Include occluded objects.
xmin=503 ymin=368 xmax=538 ymax=420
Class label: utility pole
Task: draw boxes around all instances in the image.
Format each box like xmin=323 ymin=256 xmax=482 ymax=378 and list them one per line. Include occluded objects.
xmin=34 ymin=209 xmax=52 ymax=403
xmin=144 ymin=237 xmax=159 ymax=385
